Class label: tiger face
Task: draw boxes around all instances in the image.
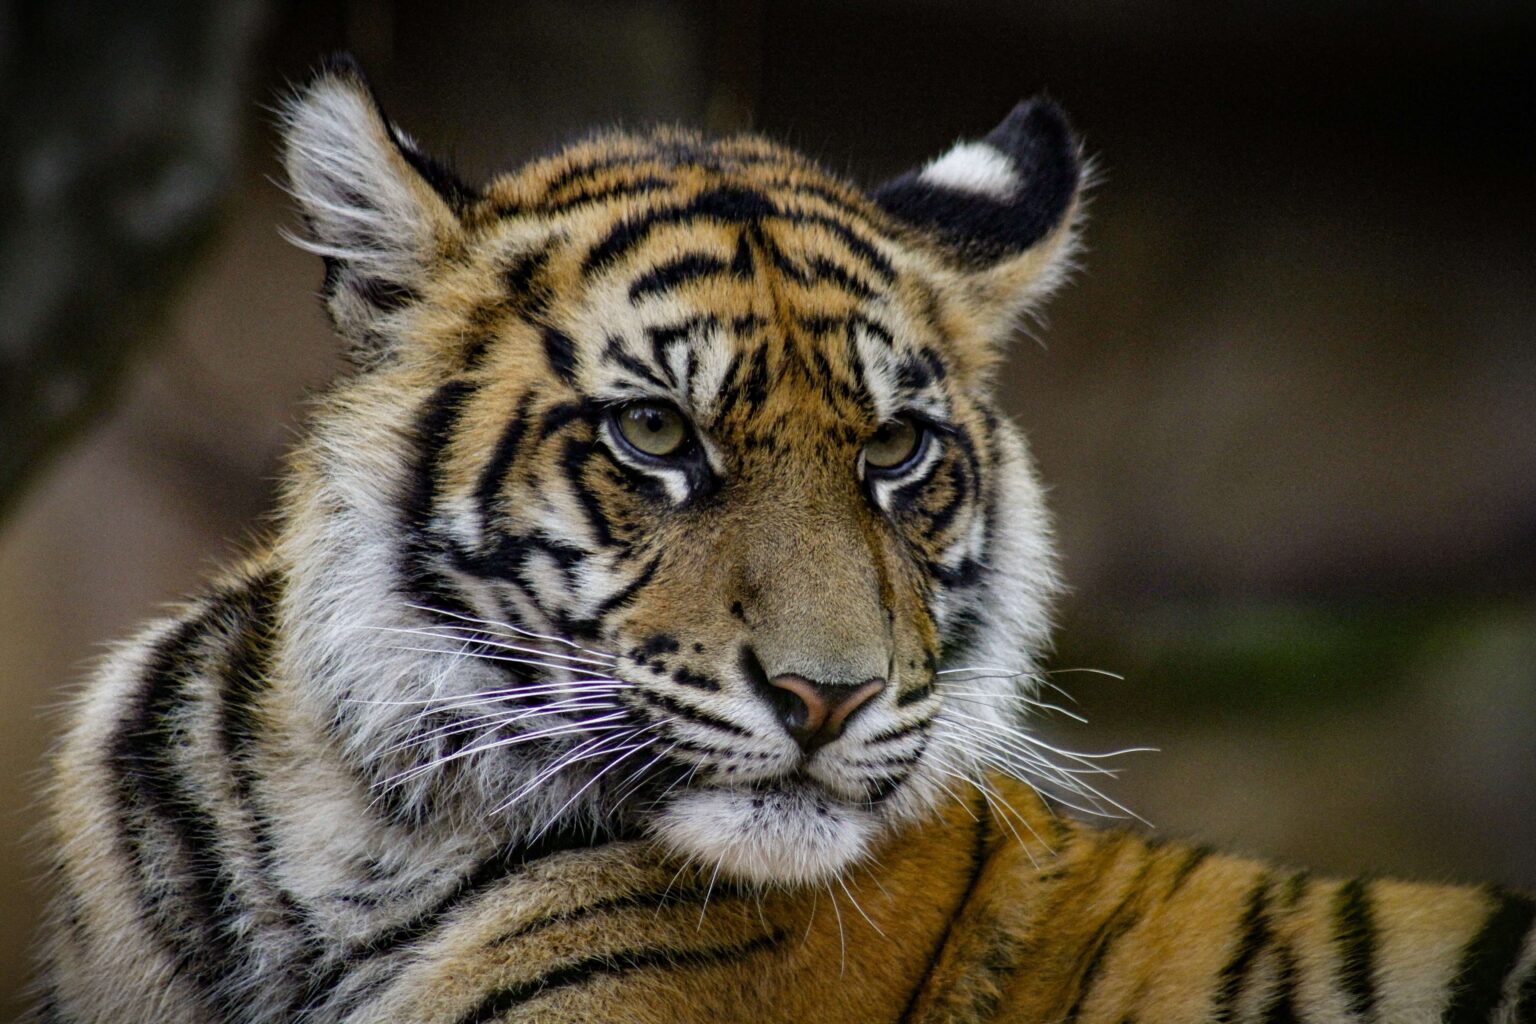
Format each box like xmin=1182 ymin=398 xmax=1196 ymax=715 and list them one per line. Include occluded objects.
xmin=278 ymin=59 xmax=1081 ymax=885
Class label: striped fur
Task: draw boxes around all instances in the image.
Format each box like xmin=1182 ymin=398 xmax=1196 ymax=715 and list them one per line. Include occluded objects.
xmin=30 ymin=58 xmax=1534 ymax=1023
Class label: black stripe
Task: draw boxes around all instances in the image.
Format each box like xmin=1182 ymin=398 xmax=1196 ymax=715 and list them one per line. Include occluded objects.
xmin=502 ymin=248 xmax=551 ymax=317
xmin=805 ymin=255 xmax=876 ymax=299
xmin=581 ymin=186 xmax=895 ymax=283
xmin=583 ymin=553 xmax=661 ymax=624
xmin=217 ymin=575 xmax=279 ymax=782
xmin=637 ymin=688 xmax=752 ymax=738
xmin=398 ymin=379 xmax=477 ymax=607
xmin=295 ymin=820 xmax=638 ymax=1018
xmin=646 ymin=315 xmax=717 ymax=387
xmin=850 ymin=313 xmax=895 ymax=347
xmin=473 ymin=393 xmax=532 ymax=528
xmin=402 ymin=380 xmax=476 ymax=535
xmin=602 ymin=334 xmax=670 ymax=389
xmin=1281 ymin=871 xmax=1311 ymax=909
xmin=760 ymin=177 xmax=886 ymax=229
xmin=671 ymin=666 xmax=721 ymax=692
xmin=215 ymin=573 xmax=305 ymax=916
xmin=394 ymin=380 xmax=486 ymax=704
xmin=1064 ymin=856 xmax=1157 ymax=1023
xmin=559 ymin=436 xmax=616 ymax=548
xmin=1212 ymin=875 xmax=1274 ymax=1022
xmin=1441 ymin=888 xmax=1535 ymax=1024
xmin=539 ymin=398 xmax=599 ymax=440
xmin=867 ymin=718 xmax=930 ymax=746
xmin=739 ymin=343 xmax=771 ymax=412
xmin=111 ymin=593 xmax=251 ymax=1018
xmin=1261 ymin=949 xmax=1302 ymax=1024
xmin=456 ymin=929 xmax=784 ymax=1024
xmin=898 ymin=796 xmax=991 ymax=1024
xmin=629 ymin=253 xmax=731 ymax=301
xmin=921 ymin=462 xmax=970 ymax=538
xmin=1332 ymin=878 xmax=1378 ymax=1019
xmin=215 ymin=572 xmax=324 ymax=1017
xmin=542 ymin=326 xmax=579 ymax=385
xmin=482 ymin=882 xmax=752 ymax=951
xmin=895 ymin=680 xmax=934 ymax=707
xmin=540 ymin=155 xmax=638 ymax=196
xmin=583 ymin=187 xmax=774 ymax=274
xmin=543 ymin=175 xmax=675 ymax=213
xmin=1167 ymin=845 xmax=1214 ymax=897
xmin=730 ymin=231 xmax=755 ymax=277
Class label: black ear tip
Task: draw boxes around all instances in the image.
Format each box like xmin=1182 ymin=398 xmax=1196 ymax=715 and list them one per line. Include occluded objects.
xmin=984 ymin=97 xmax=1075 ymax=166
xmin=317 ymin=50 xmax=368 ymax=85
xmin=872 ymin=95 xmax=1082 ymax=265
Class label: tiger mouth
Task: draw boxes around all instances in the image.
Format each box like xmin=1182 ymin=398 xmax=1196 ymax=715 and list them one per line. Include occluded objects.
xmin=687 ymin=765 xmax=908 ymax=809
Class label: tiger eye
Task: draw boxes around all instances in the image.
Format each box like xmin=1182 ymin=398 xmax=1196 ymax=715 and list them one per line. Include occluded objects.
xmin=864 ymin=417 xmax=922 ymax=471
xmin=616 ymin=402 xmax=689 ymax=457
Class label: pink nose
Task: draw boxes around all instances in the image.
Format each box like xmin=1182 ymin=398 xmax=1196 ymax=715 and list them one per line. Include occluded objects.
xmin=764 ymin=674 xmax=886 ymax=752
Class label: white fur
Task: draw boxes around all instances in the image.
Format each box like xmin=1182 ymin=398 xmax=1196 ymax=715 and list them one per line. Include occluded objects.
xmin=918 ymin=141 xmax=1021 ymax=200
xmin=650 ymin=788 xmax=878 ymax=886
xmin=279 ymin=75 xmax=445 ymax=279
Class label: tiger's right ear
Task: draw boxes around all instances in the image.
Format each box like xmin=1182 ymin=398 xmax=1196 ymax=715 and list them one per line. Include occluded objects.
xmin=280 ymin=55 xmax=473 ymax=362
xmin=873 ymin=99 xmax=1084 ymax=343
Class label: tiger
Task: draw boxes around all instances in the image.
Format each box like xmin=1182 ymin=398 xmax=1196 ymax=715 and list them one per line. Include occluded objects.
xmin=28 ymin=54 xmax=1535 ymax=1024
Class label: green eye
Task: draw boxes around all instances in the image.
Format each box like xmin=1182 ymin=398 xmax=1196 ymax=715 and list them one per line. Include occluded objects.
xmin=614 ymin=402 xmax=690 ymax=458
xmin=864 ymin=417 xmax=923 ymax=472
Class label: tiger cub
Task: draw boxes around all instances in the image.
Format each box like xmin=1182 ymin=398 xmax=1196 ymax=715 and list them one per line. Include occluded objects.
xmin=31 ymin=56 xmax=1534 ymax=1023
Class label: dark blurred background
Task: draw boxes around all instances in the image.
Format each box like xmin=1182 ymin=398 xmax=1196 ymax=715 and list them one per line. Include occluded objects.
xmin=3 ymin=0 xmax=1533 ymax=1012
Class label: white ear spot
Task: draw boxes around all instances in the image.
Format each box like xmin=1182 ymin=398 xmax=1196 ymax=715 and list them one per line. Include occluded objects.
xmin=918 ymin=142 xmax=1022 ymax=200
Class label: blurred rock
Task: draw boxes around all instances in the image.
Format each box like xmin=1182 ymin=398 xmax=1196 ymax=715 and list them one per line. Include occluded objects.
xmin=0 ymin=0 xmax=266 ymax=517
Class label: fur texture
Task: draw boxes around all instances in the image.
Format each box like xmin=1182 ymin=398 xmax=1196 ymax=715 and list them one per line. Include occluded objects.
xmin=29 ymin=61 xmax=1534 ymax=1024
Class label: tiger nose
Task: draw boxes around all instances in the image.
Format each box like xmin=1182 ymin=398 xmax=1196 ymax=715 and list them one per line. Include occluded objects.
xmin=764 ymin=674 xmax=886 ymax=752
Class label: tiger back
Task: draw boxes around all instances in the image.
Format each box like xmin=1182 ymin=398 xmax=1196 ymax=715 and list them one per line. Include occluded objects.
xmin=30 ymin=57 xmax=1535 ymax=1023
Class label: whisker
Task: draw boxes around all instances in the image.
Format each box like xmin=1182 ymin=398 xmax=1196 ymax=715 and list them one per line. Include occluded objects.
xmin=384 ymin=715 xmax=630 ymax=789
xmin=1045 ymin=667 xmax=1125 ymax=681
xmin=969 ymin=740 xmax=1152 ymax=826
xmin=532 ymin=729 xmax=664 ymax=839
xmin=491 ymin=730 xmax=636 ymax=815
xmin=941 ymin=690 xmax=1088 ymax=724
xmin=344 ymin=681 xmax=630 ymax=709
xmin=825 ymin=879 xmax=847 ymax=975
xmin=381 ymin=697 xmax=623 ymax=756
xmin=405 ymin=603 xmax=618 ymax=660
xmin=384 ymin=643 xmax=622 ymax=680
xmin=925 ymin=751 xmax=1043 ymax=866
xmin=698 ymin=856 xmax=724 ymax=930
xmin=611 ymin=741 xmax=681 ymax=806
xmin=372 ymin=623 xmax=618 ymax=669
xmin=945 ymin=709 xmax=1154 ymax=763
xmin=834 ymin=873 xmax=885 ymax=939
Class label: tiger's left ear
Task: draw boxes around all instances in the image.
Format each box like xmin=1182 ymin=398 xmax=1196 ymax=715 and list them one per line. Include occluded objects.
xmin=874 ymin=99 xmax=1084 ymax=339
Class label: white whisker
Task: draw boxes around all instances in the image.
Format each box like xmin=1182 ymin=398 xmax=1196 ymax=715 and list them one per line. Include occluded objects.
xmin=405 ymin=603 xmax=618 ymax=660
xmin=384 ymin=643 xmax=621 ymax=680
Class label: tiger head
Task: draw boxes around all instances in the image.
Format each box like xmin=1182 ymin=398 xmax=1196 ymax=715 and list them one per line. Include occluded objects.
xmin=278 ymin=57 xmax=1081 ymax=886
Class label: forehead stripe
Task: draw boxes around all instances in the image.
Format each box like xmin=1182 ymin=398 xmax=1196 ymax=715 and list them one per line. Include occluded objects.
xmin=628 ymin=252 xmax=732 ymax=302
xmin=542 ymin=175 xmax=676 ymax=215
xmin=581 ymin=186 xmax=896 ymax=283
xmin=601 ymin=334 xmax=668 ymax=389
xmin=645 ymin=315 xmax=718 ymax=389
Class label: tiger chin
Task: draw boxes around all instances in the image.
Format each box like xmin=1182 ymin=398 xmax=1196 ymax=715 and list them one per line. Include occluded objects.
xmin=31 ymin=54 xmax=1535 ymax=1024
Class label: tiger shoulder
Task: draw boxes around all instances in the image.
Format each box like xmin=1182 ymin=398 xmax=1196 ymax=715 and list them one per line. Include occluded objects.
xmin=29 ymin=55 xmax=1535 ymax=1024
